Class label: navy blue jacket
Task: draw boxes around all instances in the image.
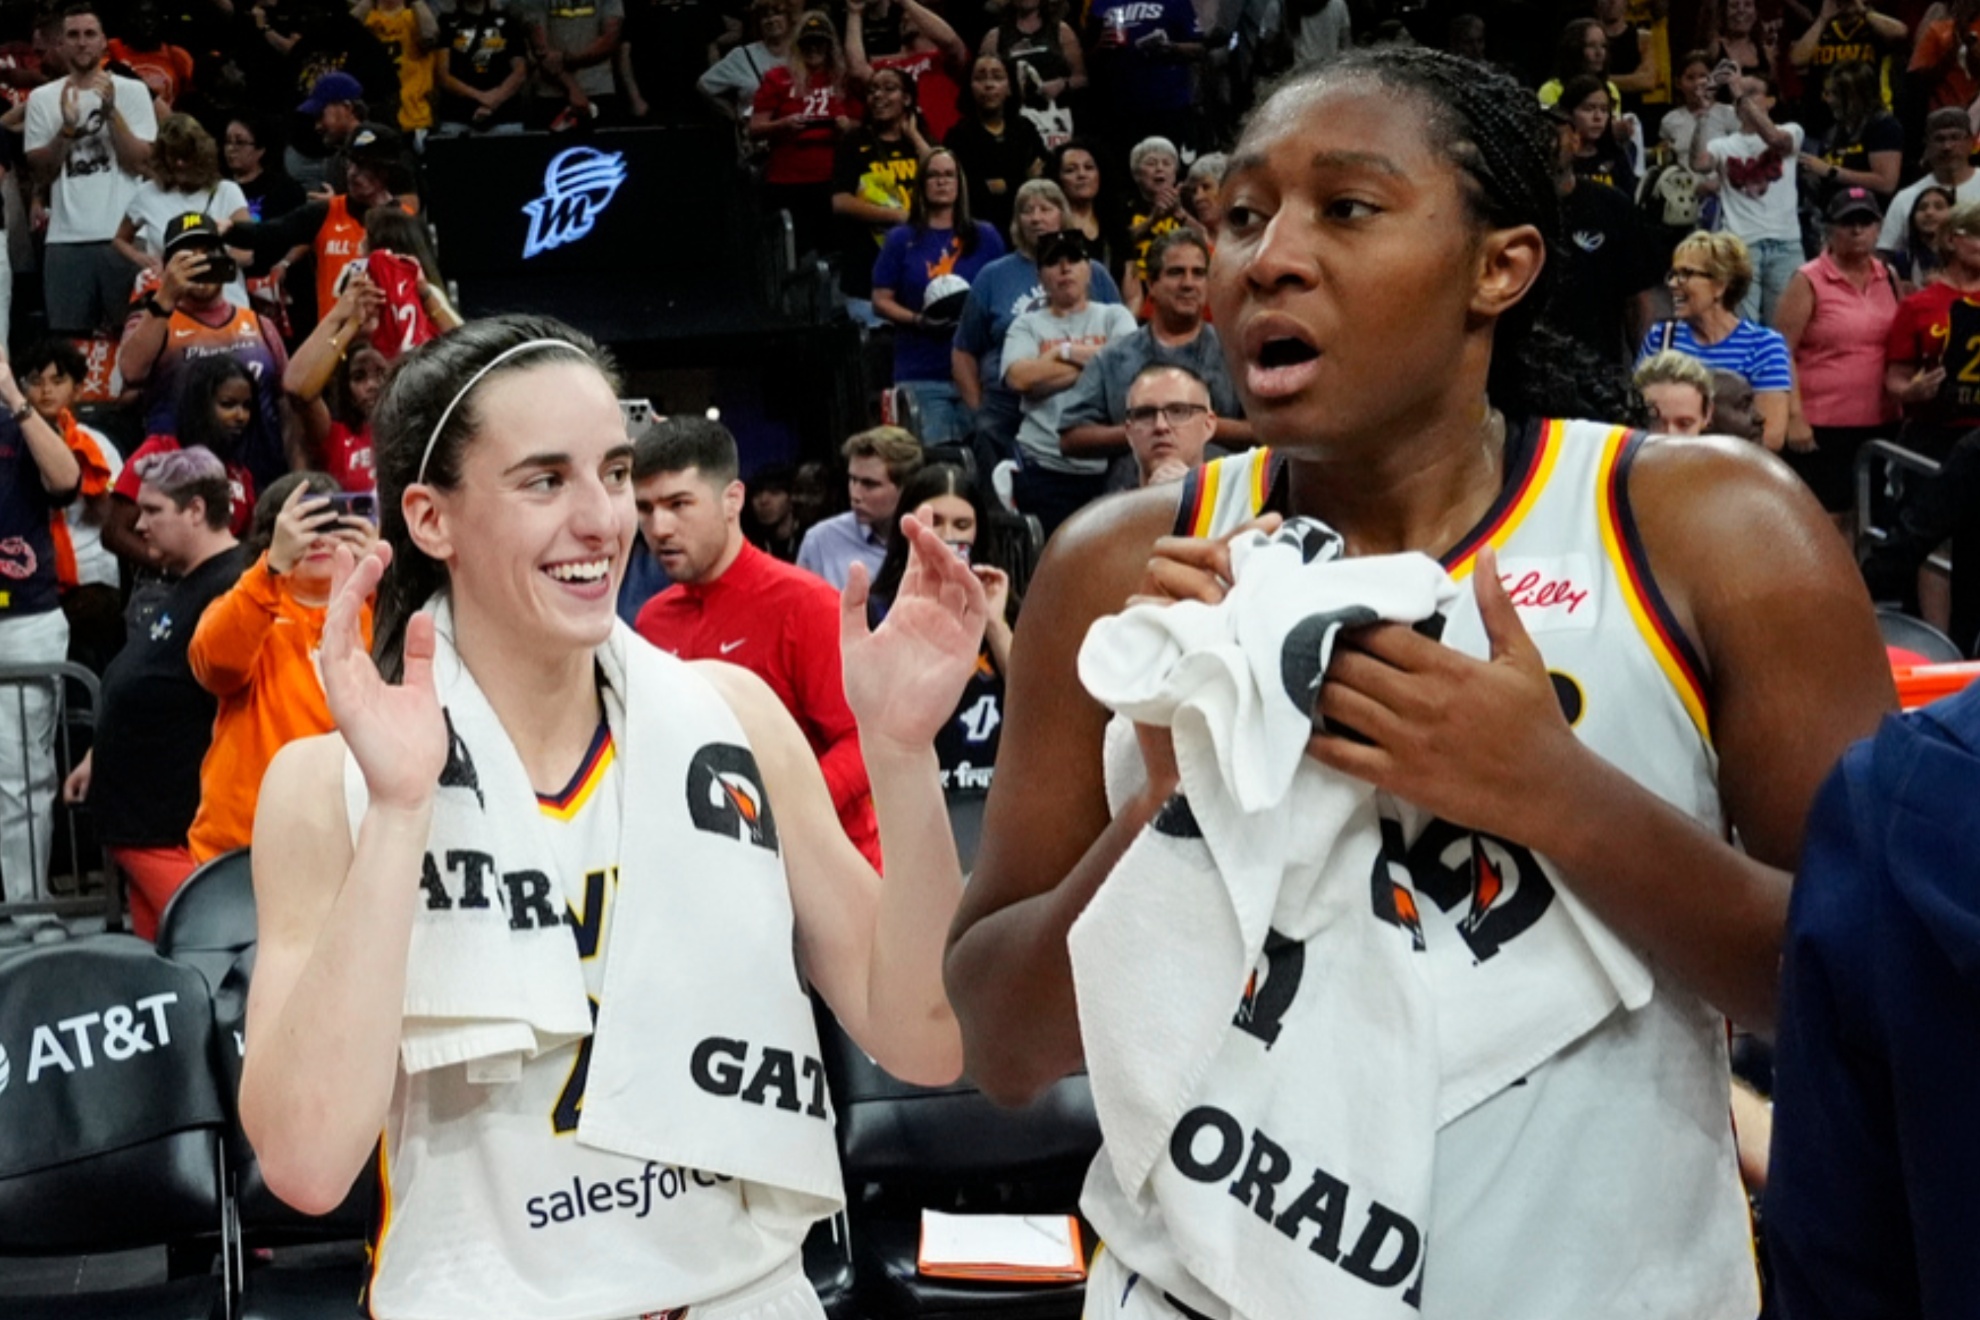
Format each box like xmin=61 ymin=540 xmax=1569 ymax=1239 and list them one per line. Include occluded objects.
xmin=1768 ymin=683 xmax=1980 ymax=1318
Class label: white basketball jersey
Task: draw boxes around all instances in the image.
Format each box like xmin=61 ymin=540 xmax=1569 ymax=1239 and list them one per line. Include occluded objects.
xmin=1089 ymin=420 xmax=1758 ymax=1320
xmin=363 ymin=725 xmax=800 ymax=1320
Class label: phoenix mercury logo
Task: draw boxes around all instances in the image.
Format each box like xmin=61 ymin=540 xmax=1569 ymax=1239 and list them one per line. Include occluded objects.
xmin=522 ymin=147 xmax=628 ymax=259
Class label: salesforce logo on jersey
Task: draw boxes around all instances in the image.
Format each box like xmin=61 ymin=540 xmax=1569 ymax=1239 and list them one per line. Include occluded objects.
xmin=523 ymin=147 xmax=629 ymax=260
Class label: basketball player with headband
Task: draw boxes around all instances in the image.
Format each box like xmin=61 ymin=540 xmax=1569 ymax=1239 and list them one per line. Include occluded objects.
xmin=240 ymin=315 xmax=989 ymax=1320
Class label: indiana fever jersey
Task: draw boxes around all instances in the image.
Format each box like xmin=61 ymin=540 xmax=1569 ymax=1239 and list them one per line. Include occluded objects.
xmin=1093 ymin=419 xmax=1756 ymax=1320
xmin=364 ymin=725 xmax=797 ymax=1320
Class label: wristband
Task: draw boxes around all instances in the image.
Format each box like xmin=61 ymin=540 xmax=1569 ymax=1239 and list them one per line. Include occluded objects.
xmin=10 ymin=399 xmax=33 ymax=424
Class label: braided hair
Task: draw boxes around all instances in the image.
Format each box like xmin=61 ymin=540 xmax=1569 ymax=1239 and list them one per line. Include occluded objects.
xmin=1254 ymin=47 xmax=1642 ymax=426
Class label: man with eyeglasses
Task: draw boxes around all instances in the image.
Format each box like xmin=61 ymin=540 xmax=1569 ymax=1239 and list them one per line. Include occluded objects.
xmin=1878 ymin=107 xmax=1980 ymax=261
xmin=1122 ymin=363 xmax=1216 ymax=487
xmin=1058 ymin=230 xmax=1251 ymax=483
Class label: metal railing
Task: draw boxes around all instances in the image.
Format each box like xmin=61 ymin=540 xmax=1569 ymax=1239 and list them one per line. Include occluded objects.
xmin=1855 ymin=438 xmax=1939 ymax=553
xmin=0 ymin=661 xmax=119 ymax=930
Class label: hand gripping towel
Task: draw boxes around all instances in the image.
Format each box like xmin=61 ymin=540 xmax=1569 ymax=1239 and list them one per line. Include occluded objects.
xmin=1072 ymin=521 xmax=1456 ymax=1320
xmin=1071 ymin=519 xmax=1660 ymax=1320
xmin=346 ymin=600 xmax=844 ymax=1232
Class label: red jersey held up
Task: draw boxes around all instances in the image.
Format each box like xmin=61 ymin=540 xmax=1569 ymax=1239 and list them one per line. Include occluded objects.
xmin=365 ymin=250 xmax=435 ymax=361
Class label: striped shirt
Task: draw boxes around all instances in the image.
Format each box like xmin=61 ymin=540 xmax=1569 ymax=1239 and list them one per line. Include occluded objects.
xmin=1636 ymin=317 xmax=1795 ymax=392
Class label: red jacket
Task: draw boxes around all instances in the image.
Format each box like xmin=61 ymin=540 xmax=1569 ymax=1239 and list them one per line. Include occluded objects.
xmin=635 ymin=539 xmax=881 ymax=869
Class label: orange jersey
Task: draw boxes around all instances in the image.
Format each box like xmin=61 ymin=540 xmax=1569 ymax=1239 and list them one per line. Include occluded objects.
xmin=315 ymin=195 xmax=369 ymax=314
xmin=107 ymin=39 xmax=195 ymax=105
xmin=316 ymin=194 xmax=420 ymax=312
xmin=47 ymin=412 xmax=115 ymax=589
xmin=185 ymin=553 xmax=372 ymax=861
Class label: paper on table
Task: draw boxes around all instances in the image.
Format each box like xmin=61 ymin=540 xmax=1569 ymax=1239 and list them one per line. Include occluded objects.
xmin=917 ymin=1210 xmax=1087 ymax=1282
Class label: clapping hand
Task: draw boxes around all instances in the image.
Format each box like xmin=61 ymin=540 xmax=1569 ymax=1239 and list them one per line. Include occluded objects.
xmin=839 ymin=513 xmax=989 ymax=753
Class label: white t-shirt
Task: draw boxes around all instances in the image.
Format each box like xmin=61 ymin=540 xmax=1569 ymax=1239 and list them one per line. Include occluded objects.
xmin=1659 ymin=102 xmax=1739 ymax=160
xmin=1703 ymin=122 xmax=1805 ymax=244
xmin=24 ymin=73 xmax=160 ymax=245
xmin=697 ymin=41 xmax=776 ymax=115
xmin=1877 ymin=170 xmax=1980 ymax=256
xmin=1004 ymin=300 xmax=1138 ymax=475
xmin=1288 ymin=0 xmax=1352 ymax=63
xmin=125 ymin=179 xmax=252 ymax=306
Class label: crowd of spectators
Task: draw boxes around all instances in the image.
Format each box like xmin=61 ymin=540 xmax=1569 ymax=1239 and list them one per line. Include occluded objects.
xmin=0 ymin=0 xmax=1978 ymax=934
xmin=0 ymin=0 xmax=1972 ymax=1307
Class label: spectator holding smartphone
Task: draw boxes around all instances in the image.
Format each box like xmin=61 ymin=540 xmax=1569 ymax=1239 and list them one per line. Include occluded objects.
xmin=117 ymin=213 xmax=291 ymax=489
xmin=1659 ymin=50 xmax=1739 ymax=166
xmin=114 ymin=115 xmax=254 ymax=309
xmin=184 ymin=472 xmax=376 ymax=865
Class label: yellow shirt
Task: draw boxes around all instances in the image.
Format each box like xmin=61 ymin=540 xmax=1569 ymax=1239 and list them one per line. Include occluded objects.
xmin=366 ymin=3 xmax=435 ymax=130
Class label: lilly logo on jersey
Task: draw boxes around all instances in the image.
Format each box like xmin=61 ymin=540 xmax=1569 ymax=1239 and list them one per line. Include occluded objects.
xmin=1495 ymin=554 xmax=1596 ymax=633
xmin=522 ymin=147 xmax=628 ymax=260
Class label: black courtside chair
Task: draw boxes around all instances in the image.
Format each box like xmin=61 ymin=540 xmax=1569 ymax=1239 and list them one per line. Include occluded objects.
xmin=155 ymin=850 xmax=374 ymax=1320
xmin=0 ymin=935 xmax=231 ymax=1319
xmin=819 ymin=999 xmax=1099 ymax=1320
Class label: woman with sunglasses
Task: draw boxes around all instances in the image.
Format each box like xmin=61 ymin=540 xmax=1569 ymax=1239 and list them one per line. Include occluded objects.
xmin=1638 ymin=230 xmax=1792 ymax=449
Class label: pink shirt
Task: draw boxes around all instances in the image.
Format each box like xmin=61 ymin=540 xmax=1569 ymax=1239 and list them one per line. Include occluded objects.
xmin=1795 ymin=251 xmax=1901 ymax=428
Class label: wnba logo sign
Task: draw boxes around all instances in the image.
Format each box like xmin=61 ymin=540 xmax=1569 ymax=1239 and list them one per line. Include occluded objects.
xmin=521 ymin=147 xmax=628 ymax=259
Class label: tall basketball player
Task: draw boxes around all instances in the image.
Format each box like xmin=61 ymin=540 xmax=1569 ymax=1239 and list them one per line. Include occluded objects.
xmin=946 ymin=46 xmax=1895 ymax=1320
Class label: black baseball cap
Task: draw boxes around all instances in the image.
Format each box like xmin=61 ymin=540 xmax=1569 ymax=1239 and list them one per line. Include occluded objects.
xmin=796 ymin=13 xmax=832 ymax=42
xmin=1825 ymin=186 xmax=1882 ymax=224
xmin=161 ymin=212 xmax=223 ymax=255
xmin=1036 ymin=229 xmax=1089 ymax=266
xmin=345 ymin=122 xmax=406 ymax=166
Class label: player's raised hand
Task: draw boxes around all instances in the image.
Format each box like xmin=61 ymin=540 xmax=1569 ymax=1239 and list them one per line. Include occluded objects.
xmin=320 ymin=542 xmax=448 ymax=813
xmin=840 ymin=513 xmax=988 ymax=752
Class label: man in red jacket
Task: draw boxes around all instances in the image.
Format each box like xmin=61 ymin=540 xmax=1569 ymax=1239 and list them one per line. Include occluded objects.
xmin=632 ymin=416 xmax=881 ymax=869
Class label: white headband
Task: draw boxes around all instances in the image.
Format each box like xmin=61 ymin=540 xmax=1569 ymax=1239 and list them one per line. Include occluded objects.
xmin=415 ymin=338 xmax=587 ymax=485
